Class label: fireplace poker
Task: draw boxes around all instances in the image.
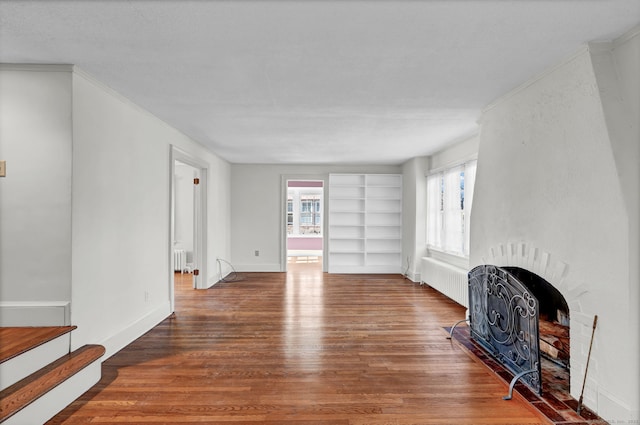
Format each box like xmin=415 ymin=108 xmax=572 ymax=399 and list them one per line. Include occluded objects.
xmin=576 ymin=314 xmax=598 ymax=416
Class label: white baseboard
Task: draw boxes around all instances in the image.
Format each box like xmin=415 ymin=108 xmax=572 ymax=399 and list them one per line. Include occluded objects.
xmin=597 ymin=386 xmax=638 ymax=423
xmin=235 ymin=264 xmax=282 ymax=272
xmin=0 ymin=301 xmax=70 ymax=326
xmin=97 ymin=301 xmax=171 ymax=360
xmin=405 ymin=271 xmax=421 ymax=283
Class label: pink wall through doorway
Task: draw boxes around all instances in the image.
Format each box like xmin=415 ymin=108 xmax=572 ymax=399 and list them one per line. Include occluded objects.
xmin=287 ymin=237 xmax=323 ymax=250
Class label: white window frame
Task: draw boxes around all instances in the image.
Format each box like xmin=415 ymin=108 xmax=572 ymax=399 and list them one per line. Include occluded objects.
xmin=426 ymin=159 xmax=477 ymax=258
xmin=287 ymin=187 xmax=323 ymax=237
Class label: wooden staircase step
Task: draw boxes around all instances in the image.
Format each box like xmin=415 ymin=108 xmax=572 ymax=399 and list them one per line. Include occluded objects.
xmin=0 ymin=344 xmax=105 ymax=423
xmin=0 ymin=326 xmax=77 ymax=364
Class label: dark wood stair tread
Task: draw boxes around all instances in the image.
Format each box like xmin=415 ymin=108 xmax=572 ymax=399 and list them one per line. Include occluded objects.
xmin=0 ymin=326 xmax=77 ymax=364
xmin=0 ymin=344 xmax=105 ymax=422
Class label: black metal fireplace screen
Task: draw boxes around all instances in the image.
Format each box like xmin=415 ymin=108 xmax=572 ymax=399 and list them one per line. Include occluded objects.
xmin=468 ymin=264 xmax=541 ymax=395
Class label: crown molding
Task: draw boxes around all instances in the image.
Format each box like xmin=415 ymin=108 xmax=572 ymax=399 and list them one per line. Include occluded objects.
xmin=481 ymin=24 xmax=639 ymax=118
xmin=480 ymin=44 xmax=591 ymax=117
xmin=613 ymin=23 xmax=640 ymax=46
xmin=0 ymin=63 xmax=74 ymax=72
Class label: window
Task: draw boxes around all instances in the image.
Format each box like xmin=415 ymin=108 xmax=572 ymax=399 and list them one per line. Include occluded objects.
xmin=287 ymin=198 xmax=294 ymax=231
xmin=287 ymin=188 xmax=323 ymax=236
xmin=299 ymin=195 xmax=321 ymax=234
xmin=427 ymin=160 xmax=476 ymax=256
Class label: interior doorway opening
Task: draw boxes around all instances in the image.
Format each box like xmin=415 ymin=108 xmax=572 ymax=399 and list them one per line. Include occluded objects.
xmin=286 ymin=180 xmax=323 ymax=271
xmin=173 ymin=160 xmax=198 ymax=288
xmin=170 ymin=147 xmax=208 ymax=313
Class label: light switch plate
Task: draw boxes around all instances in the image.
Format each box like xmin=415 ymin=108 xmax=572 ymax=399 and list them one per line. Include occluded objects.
xmin=0 ymin=161 xmax=5 ymax=177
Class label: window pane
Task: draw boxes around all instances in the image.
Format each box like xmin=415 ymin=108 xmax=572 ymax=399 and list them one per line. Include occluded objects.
xmin=443 ymin=166 xmax=463 ymax=254
xmin=463 ymin=160 xmax=477 ymax=256
xmin=299 ymin=194 xmax=322 ymax=235
xmin=427 ymin=173 xmax=442 ymax=248
xmin=427 ymin=161 xmax=476 ymax=256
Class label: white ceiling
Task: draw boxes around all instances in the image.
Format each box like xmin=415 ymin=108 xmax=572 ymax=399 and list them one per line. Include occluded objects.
xmin=1 ymin=1 xmax=638 ymax=164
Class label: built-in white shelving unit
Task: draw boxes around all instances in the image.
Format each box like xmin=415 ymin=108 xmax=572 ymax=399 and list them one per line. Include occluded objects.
xmin=328 ymin=174 xmax=402 ymax=273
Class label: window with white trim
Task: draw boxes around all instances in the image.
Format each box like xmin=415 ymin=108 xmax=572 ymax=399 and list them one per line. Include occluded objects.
xmin=426 ymin=160 xmax=477 ymax=256
xmin=287 ymin=189 xmax=323 ymax=236
xmin=299 ymin=195 xmax=322 ymax=234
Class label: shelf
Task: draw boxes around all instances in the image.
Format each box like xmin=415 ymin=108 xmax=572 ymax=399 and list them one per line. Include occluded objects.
xmin=330 ymin=174 xmax=366 ymax=186
xmin=328 ymin=173 xmax=402 ymax=274
xmin=330 ymin=188 xmax=365 ymax=199
xmin=328 ymin=252 xmax=365 ymax=269
xmin=366 ymin=174 xmax=402 ymax=186
xmin=367 ymin=238 xmax=401 ymax=251
xmin=367 ymin=198 xmax=401 ymax=212
xmin=329 ymin=250 xmax=365 ymax=253
xmin=330 ymin=238 xmax=365 ymax=252
xmin=366 ymin=252 xmax=402 ymax=267
xmin=330 ymin=210 xmax=365 ymax=214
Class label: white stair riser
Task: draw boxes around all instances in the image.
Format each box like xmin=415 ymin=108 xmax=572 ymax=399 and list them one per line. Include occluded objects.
xmin=0 ymin=334 xmax=71 ymax=391
xmin=3 ymin=359 xmax=102 ymax=425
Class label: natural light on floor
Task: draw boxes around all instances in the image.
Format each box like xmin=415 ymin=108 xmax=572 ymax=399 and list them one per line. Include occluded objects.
xmin=288 ymin=255 xmax=321 ymax=264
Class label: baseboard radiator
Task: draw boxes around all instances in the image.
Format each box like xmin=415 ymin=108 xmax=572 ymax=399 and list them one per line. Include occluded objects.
xmin=420 ymin=257 xmax=469 ymax=308
xmin=174 ymin=249 xmax=186 ymax=272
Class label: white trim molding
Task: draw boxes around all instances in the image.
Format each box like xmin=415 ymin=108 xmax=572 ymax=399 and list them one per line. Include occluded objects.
xmin=0 ymin=301 xmax=71 ymax=326
xmin=97 ymin=301 xmax=171 ymax=360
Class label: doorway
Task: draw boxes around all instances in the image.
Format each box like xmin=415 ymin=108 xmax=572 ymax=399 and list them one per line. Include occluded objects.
xmin=170 ymin=147 xmax=208 ymax=312
xmin=285 ymin=180 xmax=324 ymax=271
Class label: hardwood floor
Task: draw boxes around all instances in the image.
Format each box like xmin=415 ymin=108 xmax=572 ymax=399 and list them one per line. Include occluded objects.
xmin=49 ymin=261 xmax=550 ymax=424
xmin=0 ymin=326 xmax=76 ymax=363
xmin=1 ymin=344 xmax=105 ymax=422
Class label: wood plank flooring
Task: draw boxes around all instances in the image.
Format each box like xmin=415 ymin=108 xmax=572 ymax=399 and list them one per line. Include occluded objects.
xmin=0 ymin=326 xmax=76 ymax=363
xmin=48 ymin=260 xmax=550 ymax=424
xmin=1 ymin=344 xmax=105 ymax=422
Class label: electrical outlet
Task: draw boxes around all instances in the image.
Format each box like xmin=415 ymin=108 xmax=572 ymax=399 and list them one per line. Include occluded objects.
xmin=254 ymin=250 xmax=260 ymax=256
xmin=144 ymin=291 xmax=149 ymax=302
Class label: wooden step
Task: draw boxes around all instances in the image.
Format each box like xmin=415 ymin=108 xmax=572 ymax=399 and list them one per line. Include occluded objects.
xmin=0 ymin=326 xmax=76 ymax=363
xmin=0 ymin=344 xmax=105 ymax=423
xmin=0 ymin=326 xmax=78 ymax=392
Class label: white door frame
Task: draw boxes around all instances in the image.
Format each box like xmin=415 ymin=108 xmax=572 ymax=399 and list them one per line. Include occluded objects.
xmin=280 ymin=174 xmax=327 ymax=272
xmin=170 ymin=146 xmax=208 ymax=312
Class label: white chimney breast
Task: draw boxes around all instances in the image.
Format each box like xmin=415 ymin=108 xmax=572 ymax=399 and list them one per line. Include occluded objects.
xmin=471 ymin=36 xmax=638 ymax=421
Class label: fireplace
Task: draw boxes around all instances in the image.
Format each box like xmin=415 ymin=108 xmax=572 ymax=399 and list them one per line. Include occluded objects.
xmin=502 ymin=266 xmax=570 ymax=370
xmin=467 ymin=264 xmax=570 ymax=396
xmin=468 ymin=33 xmax=639 ymax=419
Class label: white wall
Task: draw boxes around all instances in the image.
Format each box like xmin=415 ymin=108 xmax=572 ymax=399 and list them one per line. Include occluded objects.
xmin=70 ymin=69 xmax=231 ymax=357
xmin=410 ymin=135 xmax=479 ymax=272
xmin=0 ymin=66 xmax=73 ymax=309
xmin=590 ymin=30 xmax=640 ymax=420
xmin=592 ymin=28 xmax=639 ymax=420
xmin=205 ymin=151 xmax=232 ymax=285
xmin=231 ymin=164 xmax=400 ymax=271
xmin=471 ymin=32 xmax=638 ymax=421
xmin=0 ymin=65 xmax=231 ymax=357
xmin=71 ymin=70 xmax=171 ymax=356
xmin=401 ymin=157 xmax=428 ymax=281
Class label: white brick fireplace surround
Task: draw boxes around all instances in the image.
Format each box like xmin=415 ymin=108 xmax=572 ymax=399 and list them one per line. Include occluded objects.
xmin=470 ymin=28 xmax=639 ymax=422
